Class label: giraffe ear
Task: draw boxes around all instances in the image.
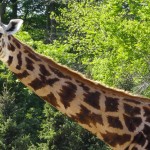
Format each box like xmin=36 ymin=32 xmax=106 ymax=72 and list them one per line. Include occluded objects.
xmin=5 ymin=19 xmax=23 ymax=35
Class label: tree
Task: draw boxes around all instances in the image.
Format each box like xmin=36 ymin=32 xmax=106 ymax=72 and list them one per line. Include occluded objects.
xmin=0 ymin=81 xmax=44 ymax=150
xmin=0 ymin=0 xmax=8 ymax=21
xmin=10 ymin=0 xmax=17 ymax=18
xmin=58 ymin=0 xmax=150 ymax=96
xmin=0 ymin=0 xmax=149 ymax=149
xmin=30 ymin=103 xmax=108 ymax=150
xmin=0 ymin=0 xmax=68 ymax=42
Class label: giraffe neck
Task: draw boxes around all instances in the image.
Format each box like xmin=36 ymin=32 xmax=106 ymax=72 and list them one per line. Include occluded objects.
xmin=2 ymin=35 xmax=150 ymax=150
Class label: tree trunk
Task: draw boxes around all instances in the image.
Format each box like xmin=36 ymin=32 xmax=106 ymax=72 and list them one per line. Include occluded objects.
xmin=45 ymin=0 xmax=57 ymax=43
xmin=0 ymin=0 xmax=8 ymax=21
xmin=10 ymin=0 xmax=17 ymax=18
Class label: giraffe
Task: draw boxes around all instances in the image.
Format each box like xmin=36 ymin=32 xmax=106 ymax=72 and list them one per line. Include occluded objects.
xmin=0 ymin=19 xmax=150 ymax=150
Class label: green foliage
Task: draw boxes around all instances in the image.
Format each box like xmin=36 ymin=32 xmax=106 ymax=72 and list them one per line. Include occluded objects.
xmin=0 ymin=0 xmax=149 ymax=150
xmin=29 ymin=104 xmax=109 ymax=150
xmin=0 ymin=83 xmax=44 ymax=149
xmin=0 ymin=87 xmax=30 ymax=149
xmin=58 ymin=0 xmax=150 ymax=96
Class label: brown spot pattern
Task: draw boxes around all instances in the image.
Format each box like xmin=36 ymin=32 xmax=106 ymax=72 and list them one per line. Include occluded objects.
xmin=91 ymin=113 xmax=103 ymax=126
xmin=29 ymin=78 xmax=43 ymax=91
xmin=15 ymin=70 xmax=29 ymax=79
xmin=24 ymin=45 xmax=32 ymax=53
xmin=105 ymin=97 xmax=119 ymax=112
xmin=13 ymin=38 xmax=21 ymax=49
xmin=80 ymin=83 xmax=90 ymax=91
xmin=73 ymin=105 xmax=103 ymax=127
xmin=42 ymin=93 xmax=59 ymax=108
xmin=124 ymin=98 xmax=141 ymax=104
xmin=16 ymin=52 xmax=22 ymax=70
xmin=2 ymin=39 xmax=5 ymax=47
xmin=73 ymin=105 xmax=103 ymax=126
xmin=7 ymin=56 xmax=13 ymax=66
xmin=47 ymin=78 xmax=59 ymax=86
xmin=131 ymin=147 xmax=138 ymax=150
xmin=39 ymin=74 xmax=59 ymax=86
xmin=49 ymin=66 xmax=71 ymax=80
xmin=143 ymin=108 xmax=150 ymax=147
xmin=8 ymin=35 xmax=11 ymax=40
xmin=0 ymin=33 xmax=2 ymax=38
xmin=101 ymin=131 xmax=131 ymax=147
xmin=39 ymin=64 xmax=51 ymax=76
xmin=8 ymin=43 xmax=15 ymax=51
xmin=124 ymin=103 xmax=141 ymax=116
xmin=76 ymin=80 xmax=90 ymax=92
xmin=143 ymin=106 xmax=150 ymax=116
xmin=146 ymin=117 xmax=150 ymax=123
xmin=146 ymin=142 xmax=150 ymax=150
xmin=143 ymin=124 xmax=150 ymax=141
xmin=84 ymin=91 xmax=100 ymax=109
xmin=72 ymin=105 xmax=91 ymax=126
xmin=59 ymin=81 xmax=77 ymax=108
xmin=143 ymin=125 xmax=150 ymax=150
xmin=132 ymin=132 xmax=146 ymax=147
xmin=28 ymin=53 xmax=41 ymax=61
xmin=26 ymin=57 xmax=34 ymax=71
xmin=108 ymin=116 xmax=123 ymax=129
xmin=123 ymin=114 xmax=142 ymax=132
xmin=39 ymin=74 xmax=47 ymax=83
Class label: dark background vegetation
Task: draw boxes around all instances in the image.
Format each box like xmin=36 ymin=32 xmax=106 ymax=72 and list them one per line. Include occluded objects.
xmin=0 ymin=0 xmax=149 ymax=149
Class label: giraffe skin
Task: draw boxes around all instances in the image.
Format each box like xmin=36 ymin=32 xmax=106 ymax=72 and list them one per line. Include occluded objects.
xmin=0 ymin=19 xmax=150 ymax=150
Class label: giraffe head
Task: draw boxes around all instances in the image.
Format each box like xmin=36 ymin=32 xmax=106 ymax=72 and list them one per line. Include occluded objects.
xmin=0 ymin=19 xmax=23 ymax=62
